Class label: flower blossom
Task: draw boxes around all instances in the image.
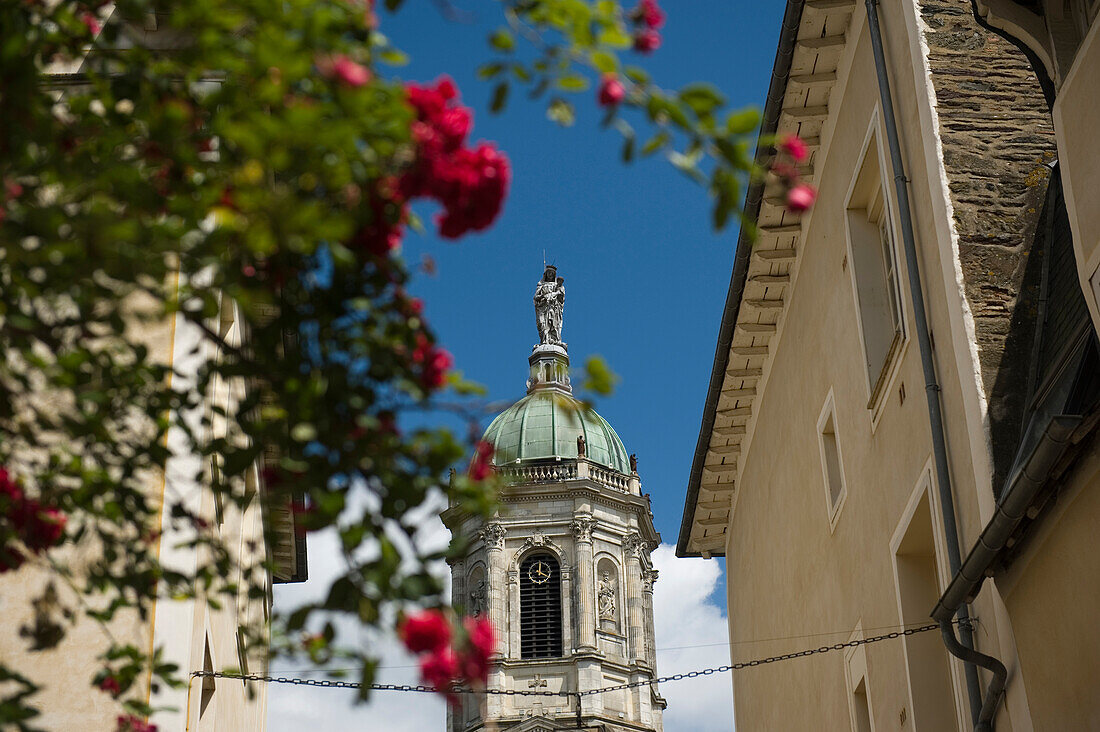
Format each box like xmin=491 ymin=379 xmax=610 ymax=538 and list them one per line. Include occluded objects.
xmin=458 ymin=615 xmax=497 ymax=684
xmin=468 ymin=441 xmax=494 ymax=481
xmin=637 ymin=0 xmax=665 ymax=29
xmin=399 ymin=609 xmax=451 ymax=654
xmin=116 ymin=715 xmax=156 ymax=732
xmin=1 ymin=468 xmax=66 ymax=573
xmin=321 ymin=54 xmax=371 ymax=87
xmin=598 ymin=74 xmax=625 ymax=107
xmin=786 ymin=183 xmax=817 ymax=213
xmin=778 ymin=133 xmax=809 ymax=163
xmin=98 ymin=676 xmax=122 ymax=696
xmin=412 ymin=334 xmax=453 ymax=390
xmin=633 ymin=29 xmax=661 ymax=53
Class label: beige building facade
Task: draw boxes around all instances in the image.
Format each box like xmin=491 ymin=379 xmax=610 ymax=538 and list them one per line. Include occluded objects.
xmin=0 ymin=286 xmax=300 ymax=730
xmin=678 ymin=1 xmax=1100 ymax=731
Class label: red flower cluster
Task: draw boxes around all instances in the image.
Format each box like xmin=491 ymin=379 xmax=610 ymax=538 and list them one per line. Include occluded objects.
xmin=402 ymin=77 xmax=510 ymax=240
xmin=769 ymin=134 xmax=817 ymax=214
xmin=351 ymin=77 xmax=510 ymax=255
xmin=398 ymin=610 xmax=497 ymax=705
xmin=630 ymin=0 xmax=665 ymax=53
xmin=468 ymin=441 xmax=494 ymax=481
xmin=412 ymin=333 xmax=453 ymax=391
xmin=0 ymin=469 xmax=66 ymax=573
xmin=116 ymin=715 xmax=156 ymax=732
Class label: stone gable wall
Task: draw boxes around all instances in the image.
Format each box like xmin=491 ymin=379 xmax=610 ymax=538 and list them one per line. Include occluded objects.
xmin=918 ymin=0 xmax=1056 ymax=486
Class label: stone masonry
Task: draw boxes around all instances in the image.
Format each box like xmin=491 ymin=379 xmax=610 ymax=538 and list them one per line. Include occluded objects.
xmin=918 ymin=0 xmax=1056 ymax=486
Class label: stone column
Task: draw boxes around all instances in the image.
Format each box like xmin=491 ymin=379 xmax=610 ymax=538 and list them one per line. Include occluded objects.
xmin=450 ymin=558 xmax=466 ymax=615
xmin=571 ymin=515 xmax=597 ymax=650
xmin=507 ymin=568 xmax=520 ymax=658
xmin=642 ymin=568 xmax=659 ymax=670
xmin=479 ymin=522 xmax=507 ymax=718
xmin=624 ymin=532 xmax=647 ymax=664
xmin=560 ymin=564 xmax=574 ymax=653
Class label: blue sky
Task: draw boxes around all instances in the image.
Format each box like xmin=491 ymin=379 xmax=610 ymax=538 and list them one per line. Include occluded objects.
xmin=393 ymin=0 xmax=786 ymax=564
xmin=271 ymin=2 xmax=788 ymax=729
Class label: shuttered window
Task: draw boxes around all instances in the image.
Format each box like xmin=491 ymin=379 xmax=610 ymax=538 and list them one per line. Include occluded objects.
xmin=520 ymin=553 xmax=563 ymax=659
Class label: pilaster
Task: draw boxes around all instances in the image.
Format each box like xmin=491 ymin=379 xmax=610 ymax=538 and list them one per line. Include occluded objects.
xmin=571 ymin=515 xmax=598 ymax=651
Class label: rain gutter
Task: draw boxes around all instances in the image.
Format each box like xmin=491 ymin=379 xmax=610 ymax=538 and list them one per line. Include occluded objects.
xmin=676 ymin=0 xmax=805 ymax=558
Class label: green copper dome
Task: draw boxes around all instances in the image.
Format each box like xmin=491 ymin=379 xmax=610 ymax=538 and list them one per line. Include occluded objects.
xmin=482 ymin=390 xmax=631 ymax=474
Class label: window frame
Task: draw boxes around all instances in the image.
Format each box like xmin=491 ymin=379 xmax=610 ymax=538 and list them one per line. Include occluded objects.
xmin=519 ymin=552 xmax=564 ymax=659
xmin=817 ymin=388 xmax=848 ymax=531
xmin=843 ymin=112 xmax=909 ymax=424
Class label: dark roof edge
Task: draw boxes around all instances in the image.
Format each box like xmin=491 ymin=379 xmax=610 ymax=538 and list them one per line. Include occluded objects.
xmin=676 ymin=0 xmax=806 ymax=558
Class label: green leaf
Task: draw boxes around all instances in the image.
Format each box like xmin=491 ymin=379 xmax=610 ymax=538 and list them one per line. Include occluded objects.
xmin=622 ymin=134 xmax=635 ymax=163
xmin=590 ymin=50 xmax=617 ymax=74
xmin=489 ymin=28 xmax=515 ymax=53
xmin=678 ymin=83 xmax=726 ymax=117
xmin=556 ymin=74 xmax=590 ymax=92
xmin=478 ymin=63 xmax=505 ymax=80
xmin=641 ymin=131 xmax=670 ymax=157
xmin=376 ymin=48 xmax=409 ymax=66
xmin=726 ymin=106 xmax=761 ymax=134
xmin=624 ymin=65 xmax=650 ymax=85
xmin=597 ymin=25 xmax=633 ymax=49
xmin=547 ymin=97 xmax=576 ymax=127
xmin=490 ymin=81 xmax=509 ymax=113
xmin=580 ymin=355 xmax=619 ymax=396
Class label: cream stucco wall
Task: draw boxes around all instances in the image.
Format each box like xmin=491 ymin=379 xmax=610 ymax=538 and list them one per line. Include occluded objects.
xmin=724 ymin=4 xmax=1033 ymax=730
xmin=995 ymin=431 xmax=1100 ymax=731
xmin=0 ymin=286 xmax=269 ymax=731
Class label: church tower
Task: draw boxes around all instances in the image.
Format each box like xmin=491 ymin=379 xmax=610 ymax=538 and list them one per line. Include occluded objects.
xmin=443 ymin=267 xmax=665 ymax=732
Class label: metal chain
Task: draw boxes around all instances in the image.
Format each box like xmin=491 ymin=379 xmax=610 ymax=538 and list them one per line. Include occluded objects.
xmin=192 ymin=623 xmax=943 ymax=700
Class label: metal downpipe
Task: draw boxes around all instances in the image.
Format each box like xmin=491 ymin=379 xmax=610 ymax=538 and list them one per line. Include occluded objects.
xmin=863 ymin=0 xmax=985 ymax=723
xmin=940 ymin=620 xmax=1007 ymax=732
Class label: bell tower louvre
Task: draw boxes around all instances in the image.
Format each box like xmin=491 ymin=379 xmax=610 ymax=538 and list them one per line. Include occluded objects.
xmin=441 ymin=267 xmax=665 ymax=732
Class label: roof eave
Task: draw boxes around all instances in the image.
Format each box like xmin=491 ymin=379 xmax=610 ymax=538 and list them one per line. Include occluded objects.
xmin=676 ymin=0 xmax=807 ymax=558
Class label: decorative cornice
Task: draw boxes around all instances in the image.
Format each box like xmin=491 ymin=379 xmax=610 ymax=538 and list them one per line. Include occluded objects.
xmin=624 ymin=531 xmax=650 ymax=558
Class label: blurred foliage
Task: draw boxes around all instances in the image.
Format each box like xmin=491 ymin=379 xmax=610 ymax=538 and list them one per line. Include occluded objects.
xmin=0 ymin=0 xmax=765 ymax=724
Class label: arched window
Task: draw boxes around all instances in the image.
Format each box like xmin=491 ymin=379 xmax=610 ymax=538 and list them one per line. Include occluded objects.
xmin=519 ymin=553 xmax=563 ymax=659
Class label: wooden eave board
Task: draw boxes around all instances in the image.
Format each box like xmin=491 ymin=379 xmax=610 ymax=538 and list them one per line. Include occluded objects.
xmin=687 ymin=1 xmax=851 ymax=556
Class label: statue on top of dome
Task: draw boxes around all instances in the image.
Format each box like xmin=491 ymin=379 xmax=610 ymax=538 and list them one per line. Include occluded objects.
xmin=534 ymin=265 xmax=565 ymax=346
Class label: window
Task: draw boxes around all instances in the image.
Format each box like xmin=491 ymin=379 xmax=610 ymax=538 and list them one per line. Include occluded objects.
xmin=846 ymin=129 xmax=906 ymax=408
xmin=893 ymin=488 xmax=959 ymax=731
xmin=520 ymin=553 xmax=563 ymax=658
xmin=845 ymin=630 xmax=875 ymax=732
xmin=817 ymin=390 xmax=847 ymax=526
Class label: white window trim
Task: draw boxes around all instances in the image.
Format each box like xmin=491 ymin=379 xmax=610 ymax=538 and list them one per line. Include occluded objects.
xmin=817 ymin=388 xmax=848 ymax=532
xmin=888 ymin=460 xmax=969 ymax=732
xmin=844 ymin=621 xmax=876 ymax=732
xmin=843 ymin=110 xmax=910 ymax=430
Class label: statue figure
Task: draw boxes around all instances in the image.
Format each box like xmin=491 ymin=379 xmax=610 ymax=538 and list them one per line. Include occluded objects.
xmin=577 ymin=434 xmax=587 ymax=458
xmin=534 ymin=265 xmax=565 ymax=346
xmin=629 ymin=454 xmax=638 ymax=474
xmin=597 ymin=571 xmax=616 ymax=621
xmin=469 ymin=580 xmax=487 ymax=616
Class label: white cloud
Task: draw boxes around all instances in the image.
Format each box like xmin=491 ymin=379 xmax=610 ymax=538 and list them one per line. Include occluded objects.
xmin=651 ymin=544 xmax=734 ymax=732
xmin=267 ymin=539 xmax=734 ymax=732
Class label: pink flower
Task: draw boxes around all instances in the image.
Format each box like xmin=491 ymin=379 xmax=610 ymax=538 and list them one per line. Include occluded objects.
xmin=468 ymin=441 xmax=494 ymax=481
xmin=98 ymin=676 xmax=122 ymax=696
xmin=399 ymin=609 xmax=451 ymax=654
xmin=419 ymin=647 xmax=460 ymax=690
xmin=638 ymin=0 xmax=665 ymax=29
xmin=769 ymin=161 xmax=800 ymax=184
xmin=778 ymin=133 xmax=808 ymax=162
xmin=633 ymin=29 xmax=661 ymax=53
xmin=597 ymin=74 xmax=625 ymax=107
xmin=116 ymin=715 xmax=157 ymax=732
xmin=458 ymin=616 xmax=496 ymax=684
xmin=786 ymin=183 xmax=817 ymax=213
xmin=329 ymin=55 xmax=371 ymax=87
xmin=81 ymin=12 xmax=102 ymax=36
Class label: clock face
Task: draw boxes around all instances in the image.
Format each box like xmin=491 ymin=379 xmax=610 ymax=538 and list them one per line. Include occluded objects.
xmin=528 ymin=560 xmax=552 ymax=585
